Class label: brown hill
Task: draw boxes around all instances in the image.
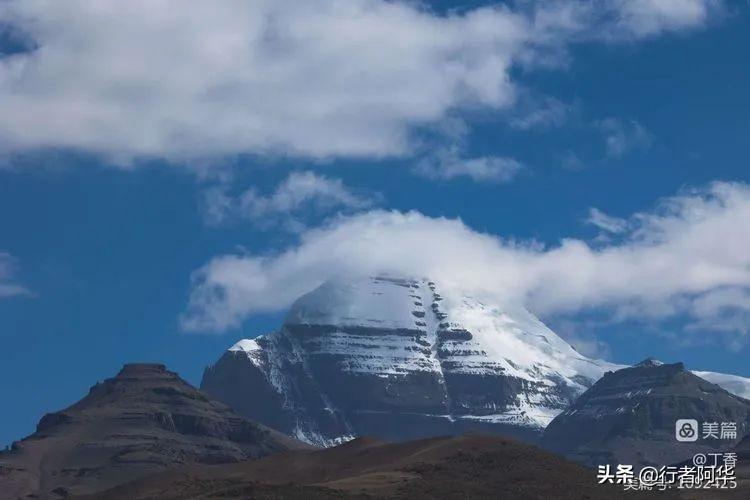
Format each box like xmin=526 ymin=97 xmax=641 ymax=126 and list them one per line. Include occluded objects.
xmin=0 ymin=363 xmax=309 ymax=499
xmin=86 ymin=434 xmax=670 ymax=500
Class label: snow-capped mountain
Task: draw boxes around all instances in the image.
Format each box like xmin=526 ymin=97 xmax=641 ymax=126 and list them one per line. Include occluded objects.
xmin=201 ymin=276 xmax=620 ymax=446
xmin=201 ymin=276 xmax=750 ymax=447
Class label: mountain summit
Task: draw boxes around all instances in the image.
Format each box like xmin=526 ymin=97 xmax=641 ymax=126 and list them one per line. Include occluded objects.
xmin=201 ymin=276 xmax=619 ymax=445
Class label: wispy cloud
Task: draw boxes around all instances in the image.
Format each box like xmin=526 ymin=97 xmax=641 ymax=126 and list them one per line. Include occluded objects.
xmin=509 ymin=95 xmax=571 ymax=130
xmin=596 ymin=117 xmax=653 ymax=158
xmin=414 ymin=147 xmax=524 ymax=183
xmin=0 ymin=252 xmax=30 ymax=298
xmin=560 ymin=151 xmax=586 ymax=171
xmin=183 ymin=181 xmax=750 ymax=343
xmin=202 ymin=171 xmax=376 ymax=231
xmin=527 ymin=0 xmax=723 ymax=43
xmin=586 ymin=207 xmax=629 ymax=234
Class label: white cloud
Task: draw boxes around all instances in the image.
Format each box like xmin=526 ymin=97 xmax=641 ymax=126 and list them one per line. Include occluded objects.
xmin=586 ymin=207 xmax=629 ymax=234
xmin=561 ymin=151 xmax=586 ymax=171
xmin=202 ymin=171 xmax=375 ymax=230
xmin=509 ymin=95 xmax=571 ymax=130
xmin=0 ymin=252 xmax=30 ymax=298
xmin=0 ymin=0 xmax=525 ymax=163
xmin=183 ymin=181 xmax=750 ymax=336
xmin=595 ymin=118 xmax=653 ymax=158
xmin=528 ymin=0 xmax=722 ymax=43
xmin=596 ymin=117 xmax=653 ymax=157
xmin=612 ymin=0 xmax=723 ymax=38
xmin=687 ymin=287 xmax=750 ymax=339
xmin=414 ymin=147 xmax=523 ymax=183
xmin=0 ymin=0 xmax=722 ymax=165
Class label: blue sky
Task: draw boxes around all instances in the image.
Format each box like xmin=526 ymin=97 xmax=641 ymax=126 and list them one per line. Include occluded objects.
xmin=1 ymin=0 xmax=750 ymax=447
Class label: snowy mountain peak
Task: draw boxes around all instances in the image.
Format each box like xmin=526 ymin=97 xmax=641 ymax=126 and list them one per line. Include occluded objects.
xmin=285 ymin=276 xmax=425 ymax=330
xmin=204 ymin=276 xmax=750 ymax=447
xmin=229 ymin=338 xmax=262 ymax=353
xmin=203 ymin=276 xmax=622 ymax=445
xmin=634 ymin=357 xmax=664 ymax=368
xmin=286 ymin=276 xmax=615 ymax=384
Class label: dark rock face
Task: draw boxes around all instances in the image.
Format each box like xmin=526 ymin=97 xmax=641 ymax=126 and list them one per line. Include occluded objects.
xmin=542 ymin=359 xmax=750 ymax=469
xmin=201 ymin=277 xmax=616 ymax=446
xmin=201 ymin=325 xmax=469 ymax=446
xmin=0 ymin=363 xmax=308 ymax=499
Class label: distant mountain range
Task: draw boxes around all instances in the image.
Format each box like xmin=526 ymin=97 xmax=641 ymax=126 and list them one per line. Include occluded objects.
xmin=2 ymin=276 xmax=749 ymax=498
xmin=201 ymin=276 xmax=750 ymax=446
xmin=0 ymin=362 xmax=668 ymax=500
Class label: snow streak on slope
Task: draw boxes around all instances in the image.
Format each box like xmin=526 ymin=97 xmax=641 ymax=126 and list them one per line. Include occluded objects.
xmin=439 ymin=295 xmax=614 ymax=383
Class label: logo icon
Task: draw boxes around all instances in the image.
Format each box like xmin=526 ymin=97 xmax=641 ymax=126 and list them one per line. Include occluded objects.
xmin=676 ymin=419 xmax=699 ymax=442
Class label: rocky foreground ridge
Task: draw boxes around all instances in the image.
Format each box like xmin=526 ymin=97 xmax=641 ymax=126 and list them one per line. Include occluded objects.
xmin=0 ymin=363 xmax=307 ymax=498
